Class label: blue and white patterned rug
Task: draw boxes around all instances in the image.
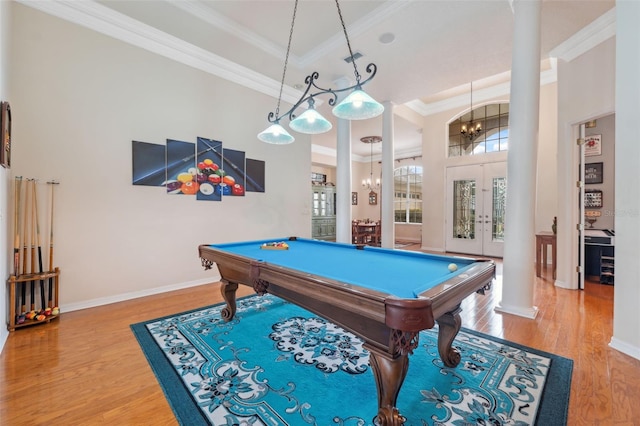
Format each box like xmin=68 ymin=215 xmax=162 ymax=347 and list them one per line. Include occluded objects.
xmin=131 ymin=294 xmax=572 ymax=425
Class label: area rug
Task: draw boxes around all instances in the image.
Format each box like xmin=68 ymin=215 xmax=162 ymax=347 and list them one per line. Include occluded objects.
xmin=131 ymin=294 xmax=572 ymax=425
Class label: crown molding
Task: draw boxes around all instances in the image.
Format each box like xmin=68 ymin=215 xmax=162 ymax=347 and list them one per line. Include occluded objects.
xmin=296 ymin=1 xmax=413 ymax=68
xmin=312 ymin=144 xmax=423 ymax=164
xmin=169 ymin=0 xmax=303 ymax=68
xmin=405 ymin=63 xmax=558 ymax=117
xmin=171 ymin=0 xmax=412 ymax=70
xmin=549 ymin=7 xmax=616 ymax=62
xmin=16 ymin=0 xmax=302 ymax=105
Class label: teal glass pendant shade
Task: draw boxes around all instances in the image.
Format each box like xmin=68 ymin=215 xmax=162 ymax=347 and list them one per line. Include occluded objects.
xmin=289 ymin=106 xmax=332 ymax=134
xmin=332 ymin=89 xmax=384 ymax=120
xmin=257 ymin=122 xmax=295 ymax=144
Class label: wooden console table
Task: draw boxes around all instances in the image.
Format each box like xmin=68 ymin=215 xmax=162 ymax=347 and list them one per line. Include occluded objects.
xmin=535 ymin=232 xmax=556 ymax=279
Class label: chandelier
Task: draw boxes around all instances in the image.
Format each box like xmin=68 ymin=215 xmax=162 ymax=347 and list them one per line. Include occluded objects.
xmin=258 ymin=0 xmax=384 ymax=144
xmin=361 ymin=136 xmax=381 ymax=190
xmin=460 ymin=82 xmax=482 ymax=140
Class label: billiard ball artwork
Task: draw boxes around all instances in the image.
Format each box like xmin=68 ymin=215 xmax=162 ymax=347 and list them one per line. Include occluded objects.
xmin=199 ymin=183 xmax=214 ymax=195
xmin=232 ymin=183 xmax=245 ymax=196
xmin=133 ymin=137 xmax=263 ymax=198
xmin=216 ymin=183 xmax=232 ymax=195
xmin=181 ymin=181 xmax=199 ymax=195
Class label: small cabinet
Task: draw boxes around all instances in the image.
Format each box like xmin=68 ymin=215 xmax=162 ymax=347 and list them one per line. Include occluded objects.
xmin=311 ymin=184 xmax=336 ymax=240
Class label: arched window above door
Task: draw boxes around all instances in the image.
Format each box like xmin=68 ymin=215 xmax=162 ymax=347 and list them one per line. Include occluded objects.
xmin=448 ymin=103 xmax=510 ymax=157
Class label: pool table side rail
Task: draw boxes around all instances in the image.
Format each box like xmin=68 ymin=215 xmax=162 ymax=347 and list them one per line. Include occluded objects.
xmin=199 ymin=244 xmax=436 ymax=354
xmin=199 ymin=245 xmax=495 ymax=356
xmin=422 ymin=260 xmax=495 ymax=320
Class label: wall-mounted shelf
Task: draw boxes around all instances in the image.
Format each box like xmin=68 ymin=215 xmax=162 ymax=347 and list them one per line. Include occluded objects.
xmin=600 ymin=255 xmax=614 ymax=285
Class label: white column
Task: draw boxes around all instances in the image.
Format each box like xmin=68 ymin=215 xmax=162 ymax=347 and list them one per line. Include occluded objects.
xmin=495 ymin=0 xmax=541 ymax=319
xmin=335 ymin=116 xmax=352 ymax=244
xmin=334 ymin=78 xmax=353 ymax=244
xmin=381 ymin=101 xmax=395 ymax=248
xmin=610 ymin=1 xmax=640 ymax=360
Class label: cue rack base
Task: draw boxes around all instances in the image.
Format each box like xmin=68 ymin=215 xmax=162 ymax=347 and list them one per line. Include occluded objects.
xmin=6 ymin=267 xmax=60 ymax=331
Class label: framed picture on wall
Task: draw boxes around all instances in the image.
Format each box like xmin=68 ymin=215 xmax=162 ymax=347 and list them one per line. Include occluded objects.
xmin=584 ymin=134 xmax=601 ymax=156
xmin=585 ymin=189 xmax=603 ymax=208
xmin=368 ymin=191 xmax=378 ymax=205
xmin=1 ymin=101 xmax=11 ymax=168
xmin=351 ymin=192 xmax=358 ymax=205
xmin=585 ymin=162 xmax=603 ymax=184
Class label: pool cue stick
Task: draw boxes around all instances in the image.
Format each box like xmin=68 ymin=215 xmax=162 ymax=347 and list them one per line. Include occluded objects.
xmin=13 ymin=177 xmax=22 ymax=276
xmin=13 ymin=177 xmax=22 ymax=317
xmin=47 ymin=181 xmax=58 ymax=308
xmin=33 ymin=180 xmax=46 ymax=311
xmin=21 ymin=178 xmax=29 ymax=314
xmin=30 ymin=179 xmax=38 ymax=312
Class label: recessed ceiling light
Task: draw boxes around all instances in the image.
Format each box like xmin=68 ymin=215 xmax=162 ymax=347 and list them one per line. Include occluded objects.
xmin=379 ymin=33 xmax=395 ymax=45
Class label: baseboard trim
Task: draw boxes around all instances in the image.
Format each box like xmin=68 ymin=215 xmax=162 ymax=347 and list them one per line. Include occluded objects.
xmin=60 ymin=276 xmax=221 ymax=313
xmin=609 ymin=337 xmax=640 ymax=361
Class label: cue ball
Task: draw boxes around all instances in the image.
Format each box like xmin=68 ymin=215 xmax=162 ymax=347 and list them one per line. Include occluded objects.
xmin=448 ymin=263 xmax=458 ymax=272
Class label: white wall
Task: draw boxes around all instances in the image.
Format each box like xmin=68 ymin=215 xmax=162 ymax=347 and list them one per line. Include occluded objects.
xmin=0 ymin=0 xmax=12 ymax=351
xmin=612 ymin=0 xmax=640 ymax=360
xmin=535 ymin=83 xmax=558 ymax=234
xmin=584 ymin=114 xmax=615 ymax=230
xmin=421 ymin=85 xmax=558 ymax=252
xmin=555 ymin=37 xmax=616 ymax=290
xmin=6 ymin=4 xmax=311 ymax=314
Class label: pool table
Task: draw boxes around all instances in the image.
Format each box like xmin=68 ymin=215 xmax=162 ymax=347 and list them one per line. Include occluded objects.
xmin=199 ymin=237 xmax=495 ymax=426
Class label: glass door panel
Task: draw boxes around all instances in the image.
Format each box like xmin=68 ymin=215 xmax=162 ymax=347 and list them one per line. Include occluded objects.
xmin=453 ymin=179 xmax=476 ymax=240
xmin=492 ymin=177 xmax=507 ymax=241
xmin=446 ymin=162 xmax=506 ymax=257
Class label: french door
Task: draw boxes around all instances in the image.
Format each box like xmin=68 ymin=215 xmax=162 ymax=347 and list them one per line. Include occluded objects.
xmin=445 ymin=162 xmax=507 ymax=257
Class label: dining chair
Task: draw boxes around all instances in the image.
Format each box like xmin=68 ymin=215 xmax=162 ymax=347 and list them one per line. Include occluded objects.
xmin=371 ymin=221 xmax=381 ymax=246
xmin=352 ymin=220 xmax=365 ymax=244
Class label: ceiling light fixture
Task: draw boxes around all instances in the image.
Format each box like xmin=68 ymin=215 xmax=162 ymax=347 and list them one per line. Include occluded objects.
xmin=361 ymin=136 xmax=382 ymax=190
xmin=258 ymin=0 xmax=384 ymax=144
xmin=460 ymin=81 xmax=482 ymax=140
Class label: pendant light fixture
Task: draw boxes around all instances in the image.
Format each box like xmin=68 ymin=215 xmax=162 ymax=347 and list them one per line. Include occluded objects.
xmin=361 ymin=136 xmax=382 ymax=190
xmin=460 ymin=81 xmax=482 ymax=140
xmin=258 ymin=0 xmax=384 ymax=144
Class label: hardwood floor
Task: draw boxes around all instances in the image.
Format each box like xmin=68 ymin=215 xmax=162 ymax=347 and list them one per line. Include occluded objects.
xmin=1 ymin=251 xmax=638 ymax=425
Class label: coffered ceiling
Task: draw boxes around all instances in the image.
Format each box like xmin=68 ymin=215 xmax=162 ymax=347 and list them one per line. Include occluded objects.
xmin=19 ymin=0 xmax=615 ymax=159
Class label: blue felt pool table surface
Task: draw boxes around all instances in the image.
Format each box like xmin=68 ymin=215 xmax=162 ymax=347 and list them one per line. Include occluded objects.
xmin=209 ymin=238 xmax=476 ymax=299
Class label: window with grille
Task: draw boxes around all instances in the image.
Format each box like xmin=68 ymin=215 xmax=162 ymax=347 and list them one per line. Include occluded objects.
xmin=448 ymin=103 xmax=509 ymax=157
xmin=394 ymin=166 xmax=422 ymax=223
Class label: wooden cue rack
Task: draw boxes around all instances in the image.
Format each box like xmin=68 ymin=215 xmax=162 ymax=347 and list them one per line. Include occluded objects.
xmin=7 ymin=268 xmax=60 ymax=331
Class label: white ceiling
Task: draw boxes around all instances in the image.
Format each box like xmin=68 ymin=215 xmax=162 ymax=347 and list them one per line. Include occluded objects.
xmin=24 ymin=0 xmax=615 ymax=160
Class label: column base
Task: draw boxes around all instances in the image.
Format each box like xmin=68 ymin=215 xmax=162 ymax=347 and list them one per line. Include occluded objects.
xmin=494 ymin=303 xmax=539 ymax=319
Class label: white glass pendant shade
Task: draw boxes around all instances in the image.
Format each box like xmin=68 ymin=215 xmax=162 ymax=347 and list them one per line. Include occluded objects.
xmin=289 ymin=107 xmax=332 ymax=134
xmin=257 ymin=122 xmax=295 ymax=144
xmin=332 ymin=89 xmax=384 ymax=120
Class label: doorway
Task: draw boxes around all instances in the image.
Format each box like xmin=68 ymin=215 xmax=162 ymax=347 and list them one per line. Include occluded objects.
xmin=578 ymin=114 xmax=616 ymax=290
xmin=445 ymin=162 xmax=507 ymax=257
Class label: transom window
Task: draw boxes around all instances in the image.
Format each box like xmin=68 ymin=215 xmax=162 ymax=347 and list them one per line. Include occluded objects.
xmin=448 ymin=103 xmax=510 ymax=157
xmin=394 ymin=166 xmax=422 ymax=224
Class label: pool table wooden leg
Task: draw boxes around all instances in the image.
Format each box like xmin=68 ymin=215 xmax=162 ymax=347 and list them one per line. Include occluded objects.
xmin=219 ymin=279 xmax=238 ymax=321
xmin=367 ymin=347 xmax=408 ymax=426
xmin=436 ymin=306 xmax=462 ymax=368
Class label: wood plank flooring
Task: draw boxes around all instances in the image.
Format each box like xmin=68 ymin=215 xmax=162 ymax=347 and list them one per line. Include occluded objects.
xmin=1 ymin=249 xmax=638 ymax=425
